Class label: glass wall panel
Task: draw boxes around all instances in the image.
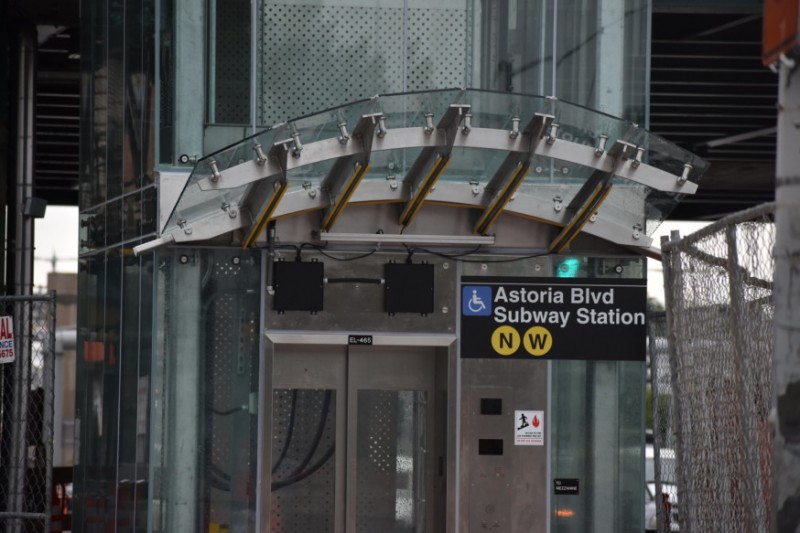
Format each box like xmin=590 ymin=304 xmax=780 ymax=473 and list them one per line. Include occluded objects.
xmin=80 ymin=0 xmax=109 ymax=208
xmin=551 ymin=361 xmax=645 ymax=532
xmin=166 ymin=0 xmax=648 ymax=166
xmin=135 ymin=253 xmax=154 ymax=532
xmin=107 ymin=0 xmax=126 ymax=200
xmin=550 ymin=256 xmax=646 ymax=532
xmin=116 ymin=255 xmax=142 ymax=530
xmin=158 ymin=0 xmax=176 ymax=165
xmin=74 ymin=251 xmax=122 ymax=527
xmin=77 ymin=0 xmax=158 ymax=529
xmin=151 ymin=248 xmax=261 ymax=532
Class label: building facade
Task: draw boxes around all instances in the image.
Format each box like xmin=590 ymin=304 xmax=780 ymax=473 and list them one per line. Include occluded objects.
xmin=76 ymin=1 xmax=705 ymax=531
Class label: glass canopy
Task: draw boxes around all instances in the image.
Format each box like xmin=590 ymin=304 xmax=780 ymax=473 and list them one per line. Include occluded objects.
xmin=138 ymin=89 xmax=708 ymax=253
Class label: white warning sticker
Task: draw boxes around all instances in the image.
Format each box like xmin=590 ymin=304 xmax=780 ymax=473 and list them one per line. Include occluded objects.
xmin=514 ymin=410 xmax=543 ymax=446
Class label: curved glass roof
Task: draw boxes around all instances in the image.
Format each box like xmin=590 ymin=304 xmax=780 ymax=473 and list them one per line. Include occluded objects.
xmin=138 ymin=88 xmax=708 ymax=253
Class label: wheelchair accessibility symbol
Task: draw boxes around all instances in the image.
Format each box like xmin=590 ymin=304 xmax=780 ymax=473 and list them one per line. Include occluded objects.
xmin=462 ymin=286 xmax=492 ymax=316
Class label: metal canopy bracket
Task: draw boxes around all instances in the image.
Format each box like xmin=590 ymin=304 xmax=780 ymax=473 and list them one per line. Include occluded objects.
xmin=548 ymin=139 xmax=634 ymax=253
xmin=398 ymin=104 xmax=471 ymax=226
xmin=474 ymin=113 xmax=554 ymax=235
xmin=320 ymin=113 xmax=382 ymax=230
xmin=241 ymin=139 xmax=291 ymax=248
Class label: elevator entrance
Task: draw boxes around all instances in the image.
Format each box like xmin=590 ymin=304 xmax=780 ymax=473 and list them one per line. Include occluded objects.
xmin=267 ymin=343 xmax=445 ymax=533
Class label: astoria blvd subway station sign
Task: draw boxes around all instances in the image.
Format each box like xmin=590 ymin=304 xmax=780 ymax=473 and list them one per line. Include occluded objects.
xmin=460 ymin=277 xmax=647 ymax=361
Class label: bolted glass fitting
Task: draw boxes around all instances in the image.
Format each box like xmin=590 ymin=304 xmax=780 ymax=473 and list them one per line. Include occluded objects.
xmin=424 ymin=113 xmax=435 ymax=134
xmin=253 ymin=142 xmax=267 ymax=165
xmin=509 ymin=116 xmax=520 ymax=139
xmin=337 ymin=122 xmax=350 ymax=144
xmin=209 ymin=159 xmax=222 ymax=182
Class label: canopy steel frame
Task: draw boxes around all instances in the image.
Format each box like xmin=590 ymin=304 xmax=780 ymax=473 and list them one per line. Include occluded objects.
xmin=134 ymin=97 xmax=704 ymax=255
xmin=399 ymin=104 xmax=471 ymax=226
xmin=473 ymin=113 xmax=554 ymax=235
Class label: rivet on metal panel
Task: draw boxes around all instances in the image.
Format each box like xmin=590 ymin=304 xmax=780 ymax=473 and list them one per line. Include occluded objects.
xmin=481 ymin=263 xmax=488 ymax=271
xmin=442 ymin=307 xmax=449 ymax=314
xmin=303 ymin=181 xmax=318 ymax=198
xmin=561 ymin=166 xmax=569 ymax=175
xmin=387 ymin=176 xmax=398 ymax=190
xmin=443 ymin=262 xmax=449 ymax=270
xmin=534 ymin=264 xmax=541 ymax=271
xmin=633 ymin=223 xmax=642 ymax=240
xmin=553 ymin=196 xmax=563 ymax=212
xmin=178 ymin=219 xmax=193 ymax=235
xmin=589 ymin=213 xmax=597 ymax=223
xmin=221 ymin=203 xmax=238 ymax=219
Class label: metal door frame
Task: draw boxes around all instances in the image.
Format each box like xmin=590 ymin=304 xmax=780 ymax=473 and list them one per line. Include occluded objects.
xmin=258 ymin=333 xmax=457 ymax=533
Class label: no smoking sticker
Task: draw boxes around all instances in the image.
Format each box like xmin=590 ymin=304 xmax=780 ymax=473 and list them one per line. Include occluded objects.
xmin=514 ymin=410 xmax=543 ymax=446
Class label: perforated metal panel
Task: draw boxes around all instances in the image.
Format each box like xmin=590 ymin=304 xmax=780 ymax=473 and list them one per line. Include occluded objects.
xmin=356 ymin=390 xmax=426 ymax=533
xmin=214 ymin=0 xmax=252 ymax=123
xmin=203 ymin=255 xmax=260 ymax=530
xmin=271 ymin=389 xmax=337 ymax=533
xmin=258 ymin=3 xmax=468 ymax=125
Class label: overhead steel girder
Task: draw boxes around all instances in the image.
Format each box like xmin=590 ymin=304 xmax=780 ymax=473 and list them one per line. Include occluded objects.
xmin=548 ymin=139 xmax=634 ymax=254
xmin=319 ymin=113 xmax=383 ymax=231
xmin=398 ymin=104 xmax=471 ymax=226
xmin=474 ymin=113 xmax=554 ymax=235
xmin=241 ymin=138 xmax=292 ymax=248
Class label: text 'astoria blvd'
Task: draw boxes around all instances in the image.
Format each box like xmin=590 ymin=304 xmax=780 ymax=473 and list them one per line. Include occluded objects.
xmin=492 ymin=286 xmax=645 ymax=328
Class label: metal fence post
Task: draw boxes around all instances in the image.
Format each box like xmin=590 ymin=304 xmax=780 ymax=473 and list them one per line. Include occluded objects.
xmin=725 ymin=225 xmax=759 ymax=532
xmin=660 ymin=232 xmax=693 ymax=533
xmin=44 ymin=291 xmax=56 ymax=532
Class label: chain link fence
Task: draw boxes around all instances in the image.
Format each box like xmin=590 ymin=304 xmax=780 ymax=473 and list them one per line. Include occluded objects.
xmin=647 ymin=310 xmax=679 ymax=532
xmin=0 ymin=294 xmax=55 ymax=533
xmin=655 ymin=203 xmax=775 ymax=533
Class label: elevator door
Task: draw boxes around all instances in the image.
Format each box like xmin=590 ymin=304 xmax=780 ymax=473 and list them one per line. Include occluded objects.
xmin=270 ymin=345 xmax=437 ymax=533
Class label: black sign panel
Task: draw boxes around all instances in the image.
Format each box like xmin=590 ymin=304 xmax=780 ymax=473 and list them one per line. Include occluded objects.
xmin=348 ymin=335 xmax=373 ymax=346
xmin=554 ymin=479 xmax=580 ymax=495
xmin=460 ymin=277 xmax=646 ymax=361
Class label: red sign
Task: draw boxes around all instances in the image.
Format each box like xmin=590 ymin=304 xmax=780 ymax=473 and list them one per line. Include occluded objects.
xmin=763 ymin=0 xmax=799 ymax=65
xmin=0 ymin=316 xmax=15 ymax=364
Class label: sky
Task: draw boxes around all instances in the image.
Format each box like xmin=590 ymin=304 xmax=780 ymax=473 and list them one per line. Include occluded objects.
xmin=33 ymin=205 xmax=79 ymax=291
xmin=647 ymin=220 xmax=710 ymax=303
xmin=32 ymin=204 xmax=707 ymax=303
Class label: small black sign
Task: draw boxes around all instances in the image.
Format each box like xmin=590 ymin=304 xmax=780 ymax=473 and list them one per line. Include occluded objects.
xmin=348 ymin=335 xmax=373 ymax=346
xmin=554 ymin=479 xmax=580 ymax=495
